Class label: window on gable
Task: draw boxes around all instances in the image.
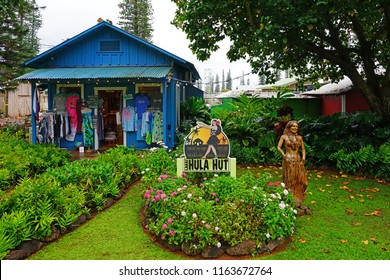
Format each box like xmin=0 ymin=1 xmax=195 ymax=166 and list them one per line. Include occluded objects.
xmin=99 ymin=40 xmax=120 ymax=52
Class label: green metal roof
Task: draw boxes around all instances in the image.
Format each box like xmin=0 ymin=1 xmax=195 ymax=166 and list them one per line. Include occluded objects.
xmin=14 ymin=67 xmax=172 ymax=80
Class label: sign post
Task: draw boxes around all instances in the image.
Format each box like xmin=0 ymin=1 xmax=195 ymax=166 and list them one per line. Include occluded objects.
xmin=177 ymin=119 xmax=236 ymax=178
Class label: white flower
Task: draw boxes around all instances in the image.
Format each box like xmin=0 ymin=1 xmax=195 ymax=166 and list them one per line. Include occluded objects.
xmin=145 ymin=168 xmax=150 ymax=172
xmin=271 ymin=194 xmax=276 ymax=199
xmin=293 ymin=209 xmax=298 ymax=214
xmin=214 ymin=174 xmax=219 ymax=177
xmin=141 ymin=171 xmax=145 ymax=174
xmin=266 ymin=233 xmax=271 ymax=239
xmin=283 ymin=189 xmax=289 ymax=196
xmin=281 ymin=182 xmax=286 ymax=188
xmin=182 ymin=199 xmax=188 ymax=203
xmin=187 ymin=193 xmax=192 ymax=199
xmin=279 ymin=202 xmax=286 ymax=210
xmin=253 ymin=186 xmax=257 ymax=190
xmin=201 ymin=220 xmax=205 ymax=224
xmin=217 ymin=242 xmax=222 ymax=248
xmin=215 ymin=226 xmax=219 ymax=231
xmin=192 ymin=213 xmax=197 ymax=218
xmin=277 ymin=193 xmax=281 ymax=199
xmin=181 ymin=211 xmax=186 ymax=216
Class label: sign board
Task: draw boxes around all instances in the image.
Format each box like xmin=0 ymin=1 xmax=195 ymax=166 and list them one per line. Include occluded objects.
xmin=177 ymin=119 xmax=236 ymax=178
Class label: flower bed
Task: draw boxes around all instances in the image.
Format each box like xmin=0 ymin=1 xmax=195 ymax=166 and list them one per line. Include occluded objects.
xmin=142 ymin=171 xmax=298 ymax=258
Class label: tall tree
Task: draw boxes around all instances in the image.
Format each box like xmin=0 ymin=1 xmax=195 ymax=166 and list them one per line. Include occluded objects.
xmin=118 ymin=0 xmax=154 ymax=42
xmin=226 ymin=70 xmax=232 ymax=90
xmin=172 ymin=0 xmax=390 ymax=121
xmin=215 ymin=74 xmax=220 ymax=93
xmin=259 ymin=74 xmax=266 ymax=85
xmin=222 ymin=69 xmax=225 ymax=90
xmin=240 ymin=70 xmax=245 ymax=85
xmin=0 ymin=0 xmax=42 ymax=92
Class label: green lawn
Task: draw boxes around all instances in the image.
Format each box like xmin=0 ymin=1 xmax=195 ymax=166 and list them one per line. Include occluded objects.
xmin=28 ymin=166 xmax=389 ymax=260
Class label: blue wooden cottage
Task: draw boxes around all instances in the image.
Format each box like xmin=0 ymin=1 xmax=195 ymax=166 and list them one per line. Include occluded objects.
xmin=15 ymin=21 xmax=202 ymax=150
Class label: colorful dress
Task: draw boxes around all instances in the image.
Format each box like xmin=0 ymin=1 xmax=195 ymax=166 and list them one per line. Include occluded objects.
xmin=82 ymin=111 xmax=94 ymax=147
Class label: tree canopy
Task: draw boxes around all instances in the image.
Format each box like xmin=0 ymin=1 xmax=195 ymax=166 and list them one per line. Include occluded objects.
xmin=172 ymin=0 xmax=390 ymax=121
xmin=0 ymin=0 xmax=42 ymax=92
xmin=118 ymin=0 xmax=154 ymax=43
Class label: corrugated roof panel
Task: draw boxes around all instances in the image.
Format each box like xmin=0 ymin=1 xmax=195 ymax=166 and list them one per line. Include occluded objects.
xmin=14 ymin=67 xmax=172 ymax=80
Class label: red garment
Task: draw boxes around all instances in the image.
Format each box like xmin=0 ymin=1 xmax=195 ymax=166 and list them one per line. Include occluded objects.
xmin=66 ymin=95 xmax=79 ymax=131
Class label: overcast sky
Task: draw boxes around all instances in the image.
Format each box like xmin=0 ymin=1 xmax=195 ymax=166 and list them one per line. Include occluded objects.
xmin=35 ymin=0 xmax=257 ymax=88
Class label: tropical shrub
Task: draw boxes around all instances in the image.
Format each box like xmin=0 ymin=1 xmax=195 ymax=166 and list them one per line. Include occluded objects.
xmin=178 ymin=96 xmax=211 ymax=139
xmin=0 ymin=131 xmax=71 ymax=190
xmin=212 ymin=91 xmax=292 ymax=147
xmin=329 ymin=141 xmax=390 ymax=181
xmin=300 ymin=112 xmax=390 ymax=167
xmin=0 ymin=146 xmax=142 ymax=259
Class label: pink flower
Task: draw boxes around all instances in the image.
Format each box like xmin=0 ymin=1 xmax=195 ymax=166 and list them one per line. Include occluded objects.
xmin=205 ymin=224 xmax=210 ymax=229
xmin=215 ymin=198 xmax=219 ymax=202
xmin=268 ymin=182 xmax=274 ymax=186
xmin=162 ymin=224 xmax=167 ymax=229
xmin=182 ymin=172 xmax=187 ymax=177
xmin=170 ymin=191 xmax=177 ymax=197
xmin=167 ymin=218 xmax=173 ymax=224
xmin=162 ymin=174 xmax=168 ymax=179
xmin=212 ymin=192 xmax=216 ymax=196
xmin=158 ymin=178 xmax=162 ymax=183
xmin=169 ymin=230 xmax=175 ymax=236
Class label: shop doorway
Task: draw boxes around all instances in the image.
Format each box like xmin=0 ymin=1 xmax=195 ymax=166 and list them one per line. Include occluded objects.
xmin=98 ymin=89 xmax=124 ymax=147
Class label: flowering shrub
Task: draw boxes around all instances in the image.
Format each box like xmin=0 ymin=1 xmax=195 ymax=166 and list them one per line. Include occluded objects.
xmin=143 ymin=170 xmax=297 ymax=252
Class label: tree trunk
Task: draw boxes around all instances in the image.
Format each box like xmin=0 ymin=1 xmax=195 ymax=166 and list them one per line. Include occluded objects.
xmin=364 ymin=85 xmax=390 ymax=123
xmin=348 ymin=71 xmax=390 ymax=123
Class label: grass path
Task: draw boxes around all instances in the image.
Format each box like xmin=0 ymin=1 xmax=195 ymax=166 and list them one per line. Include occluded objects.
xmin=29 ymin=167 xmax=390 ymax=260
xmin=29 ymin=182 xmax=185 ymax=260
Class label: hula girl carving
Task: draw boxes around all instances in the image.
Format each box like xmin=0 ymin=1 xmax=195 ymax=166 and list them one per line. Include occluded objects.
xmin=277 ymin=120 xmax=308 ymax=209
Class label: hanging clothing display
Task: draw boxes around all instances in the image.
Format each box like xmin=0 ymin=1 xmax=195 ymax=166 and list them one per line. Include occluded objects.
xmin=122 ymin=106 xmax=136 ymax=132
xmin=37 ymin=112 xmax=69 ymax=145
xmin=141 ymin=111 xmax=152 ymax=137
xmin=65 ymin=94 xmax=80 ymax=141
xmin=152 ymin=110 xmax=163 ymax=143
xmin=134 ymin=93 xmax=150 ymax=119
xmin=53 ymin=94 xmax=68 ymax=114
xmin=81 ymin=108 xmax=94 ymax=148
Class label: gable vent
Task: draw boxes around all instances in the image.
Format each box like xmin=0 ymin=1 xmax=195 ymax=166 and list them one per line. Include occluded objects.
xmin=100 ymin=40 xmax=120 ymax=52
